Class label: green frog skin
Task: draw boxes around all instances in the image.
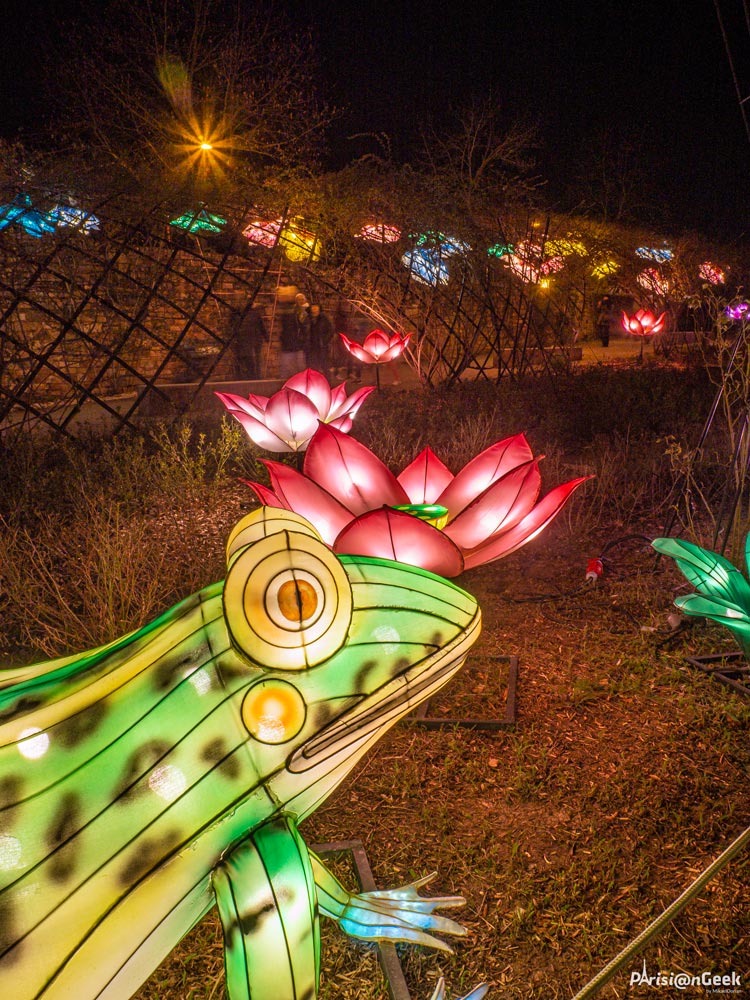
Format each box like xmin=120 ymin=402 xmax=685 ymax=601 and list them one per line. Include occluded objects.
xmin=0 ymin=508 xmax=484 ymax=1000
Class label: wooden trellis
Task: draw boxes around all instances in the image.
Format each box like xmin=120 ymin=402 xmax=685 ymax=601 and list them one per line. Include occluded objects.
xmin=0 ymin=188 xmax=287 ymax=439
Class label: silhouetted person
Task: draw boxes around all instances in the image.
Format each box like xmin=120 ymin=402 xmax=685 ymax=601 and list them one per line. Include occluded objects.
xmin=231 ymin=306 xmax=268 ymax=380
xmin=307 ymin=303 xmax=333 ymax=376
xmin=595 ymin=296 xmax=614 ymax=347
xmin=277 ymin=289 xmax=309 ymax=378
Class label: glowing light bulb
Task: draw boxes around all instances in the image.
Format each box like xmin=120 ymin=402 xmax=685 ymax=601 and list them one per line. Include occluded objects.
xmin=18 ymin=727 xmax=49 ymax=760
xmin=149 ymin=764 xmax=187 ymax=802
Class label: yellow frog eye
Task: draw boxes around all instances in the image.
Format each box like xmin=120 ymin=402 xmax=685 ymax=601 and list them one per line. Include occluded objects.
xmin=223 ymin=528 xmax=353 ymax=670
xmin=242 ymin=679 xmax=306 ymax=744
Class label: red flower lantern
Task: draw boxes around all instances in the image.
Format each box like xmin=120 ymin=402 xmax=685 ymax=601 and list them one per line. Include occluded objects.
xmin=339 ymin=329 xmax=411 ymax=387
xmin=243 ymin=425 xmax=591 ymax=577
xmin=621 ymin=308 xmax=666 ymax=359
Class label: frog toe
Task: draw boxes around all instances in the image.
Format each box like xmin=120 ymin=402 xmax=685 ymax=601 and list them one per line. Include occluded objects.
xmin=428 ymin=977 xmax=490 ymax=1000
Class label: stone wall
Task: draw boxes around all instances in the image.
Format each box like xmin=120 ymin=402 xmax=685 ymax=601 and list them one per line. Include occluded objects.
xmin=0 ymin=234 xmax=354 ymax=411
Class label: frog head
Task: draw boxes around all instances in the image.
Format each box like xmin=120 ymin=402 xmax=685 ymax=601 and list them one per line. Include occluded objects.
xmin=222 ymin=508 xmax=481 ymax=820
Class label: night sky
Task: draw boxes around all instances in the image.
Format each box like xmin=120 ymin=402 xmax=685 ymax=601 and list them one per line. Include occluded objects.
xmin=2 ymin=0 xmax=750 ymax=238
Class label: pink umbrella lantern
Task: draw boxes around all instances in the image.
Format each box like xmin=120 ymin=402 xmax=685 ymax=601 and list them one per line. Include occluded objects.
xmin=243 ymin=424 xmax=591 ymax=577
xmin=216 ymin=369 xmax=374 ymax=453
xmin=339 ymin=329 xmax=411 ymax=388
xmin=621 ymin=308 xmax=666 ymax=360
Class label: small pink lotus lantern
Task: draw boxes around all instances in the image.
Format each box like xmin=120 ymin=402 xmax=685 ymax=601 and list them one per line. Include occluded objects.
xmin=357 ymin=222 xmax=401 ymax=243
xmin=216 ymin=369 xmax=374 ymax=453
xmin=339 ymin=329 xmax=411 ymax=388
xmin=636 ymin=268 xmax=670 ymax=296
xmin=243 ymin=424 xmax=591 ymax=577
xmin=698 ymin=261 xmax=725 ymax=285
xmin=242 ymin=217 xmax=282 ymax=247
xmin=622 ymin=308 xmax=666 ymax=359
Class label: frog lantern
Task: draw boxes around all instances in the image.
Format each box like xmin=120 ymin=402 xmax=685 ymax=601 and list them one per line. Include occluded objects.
xmin=0 ymin=508 xmax=485 ymax=1000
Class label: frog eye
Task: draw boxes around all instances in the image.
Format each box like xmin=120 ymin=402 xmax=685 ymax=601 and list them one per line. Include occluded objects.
xmin=242 ymin=679 xmax=306 ymax=744
xmin=223 ymin=528 xmax=353 ymax=670
xmin=226 ymin=508 xmax=321 ymax=567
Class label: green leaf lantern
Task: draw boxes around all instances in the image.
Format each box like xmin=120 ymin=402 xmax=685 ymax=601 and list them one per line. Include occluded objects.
xmin=0 ymin=508 xmax=486 ymax=1000
xmin=652 ymin=535 xmax=750 ymax=657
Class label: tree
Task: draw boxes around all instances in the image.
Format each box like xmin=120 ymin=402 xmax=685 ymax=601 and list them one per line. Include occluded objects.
xmin=45 ymin=0 xmax=331 ymax=186
xmin=418 ymin=98 xmax=541 ymax=216
xmin=571 ymin=128 xmax=660 ymax=225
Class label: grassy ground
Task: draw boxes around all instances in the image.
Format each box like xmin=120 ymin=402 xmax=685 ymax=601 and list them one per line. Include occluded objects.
xmin=1 ymin=364 xmax=748 ymax=999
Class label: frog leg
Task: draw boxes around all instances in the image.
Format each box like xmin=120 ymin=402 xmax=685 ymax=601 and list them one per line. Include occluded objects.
xmin=310 ymin=852 xmax=468 ymax=952
xmin=213 ymin=815 xmax=320 ymax=1000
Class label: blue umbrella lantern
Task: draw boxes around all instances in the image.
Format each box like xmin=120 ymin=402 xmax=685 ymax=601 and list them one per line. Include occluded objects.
xmin=0 ymin=193 xmax=56 ymax=238
xmin=49 ymin=204 xmax=101 ymax=234
xmin=402 ymin=232 xmax=469 ymax=286
xmin=402 ymin=246 xmax=451 ymax=286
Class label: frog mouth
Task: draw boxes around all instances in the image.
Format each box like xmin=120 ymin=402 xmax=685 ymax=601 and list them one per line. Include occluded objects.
xmin=288 ymin=608 xmax=481 ymax=773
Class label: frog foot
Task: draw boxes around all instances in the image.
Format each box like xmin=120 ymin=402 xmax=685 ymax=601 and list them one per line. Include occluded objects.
xmin=339 ymin=872 xmax=466 ymax=952
xmin=313 ymin=860 xmax=470 ymax=952
xmin=429 ymin=977 xmax=489 ymax=1000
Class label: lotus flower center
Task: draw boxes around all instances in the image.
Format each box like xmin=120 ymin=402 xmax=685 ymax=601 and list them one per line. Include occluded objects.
xmin=277 ymin=579 xmax=318 ymax=622
xmin=391 ymin=503 xmax=449 ymax=530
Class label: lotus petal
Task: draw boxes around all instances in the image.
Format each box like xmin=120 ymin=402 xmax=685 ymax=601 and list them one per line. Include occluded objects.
xmin=214 ymin=391 xmax=267 ymax=423
xmin=222 ymin=410 xmax=291 ymax=452
xmin=339 ymin=334 xmax=372 ymax=364
xmin=339 ymin=331 xmax=409 ymax=365
xmin=377 ymin=340 xmax=411 ymax=363
xmin=327 ymin=381 xmax=351 ymax=419
xmin=263 ymin=389 xmax=321 ymax=451
xmin=361 ymin=329 xmax=393 ymax=359
xmin=241 ymin=479 xmax=283 ymax=507
xmin=398 ymin=447 xmax=454 ymax=504
xmin=462 ymin=476 xmax=591 ymax=569
xmin=364 ymin=330 xmax=410 ymax=363
xmin=263 ymin=459 xmax=353 ymax=545
xmin=304 ymin=424 xmax=409 ymax=514
xmin=334 ymin=508 xmax=465 ymax=577
xmin=329 ymin=385 xmax=376 ymax=422
xmin=245 ymin=393 xmax=270 ymax=412
xmin=328 ymin=414 xmax=354 ymax=433
xmin=437 ymin=434 xmax=535 ymax=518
xmin=445 ymin=461 xmax=541 ymax=550
xmin=284 ymin=369 xmax=332 ymax=417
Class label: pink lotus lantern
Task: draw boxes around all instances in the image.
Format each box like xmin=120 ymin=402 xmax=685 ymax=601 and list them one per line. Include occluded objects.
xmin=242 ymin=217 xmax=282 ymax=247
xmin=636 ymin=268 xmax=671 ymax=296
xmin=698 ymin=261 xmax=725 ymax=285
xmin=216 ymin=370 xmax=374 ymax=453
xmin=504 ymin=253 xmax=540 ymax=283
xmin=339 ymin=329 xmax=411 ymax=388
xmin=622 ymin=308 xmax=667 ymax=360
xmin=243 ymin=424 xmax=591 ymax=577
xmin=357 ymin=222 xmax=401 ymax=243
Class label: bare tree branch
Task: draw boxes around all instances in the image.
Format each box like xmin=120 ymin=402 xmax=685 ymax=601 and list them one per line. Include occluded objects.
xmin=44 ymin=0 xmax=332 ymax=185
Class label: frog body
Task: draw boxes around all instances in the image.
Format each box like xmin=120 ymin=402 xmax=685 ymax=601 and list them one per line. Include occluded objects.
xmin=0 ymin=508 xmax=482 ymax=1000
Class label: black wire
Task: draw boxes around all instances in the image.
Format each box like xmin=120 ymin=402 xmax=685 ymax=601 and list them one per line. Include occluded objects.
xmin=499 ymin=533 xmax=658 ymax=606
